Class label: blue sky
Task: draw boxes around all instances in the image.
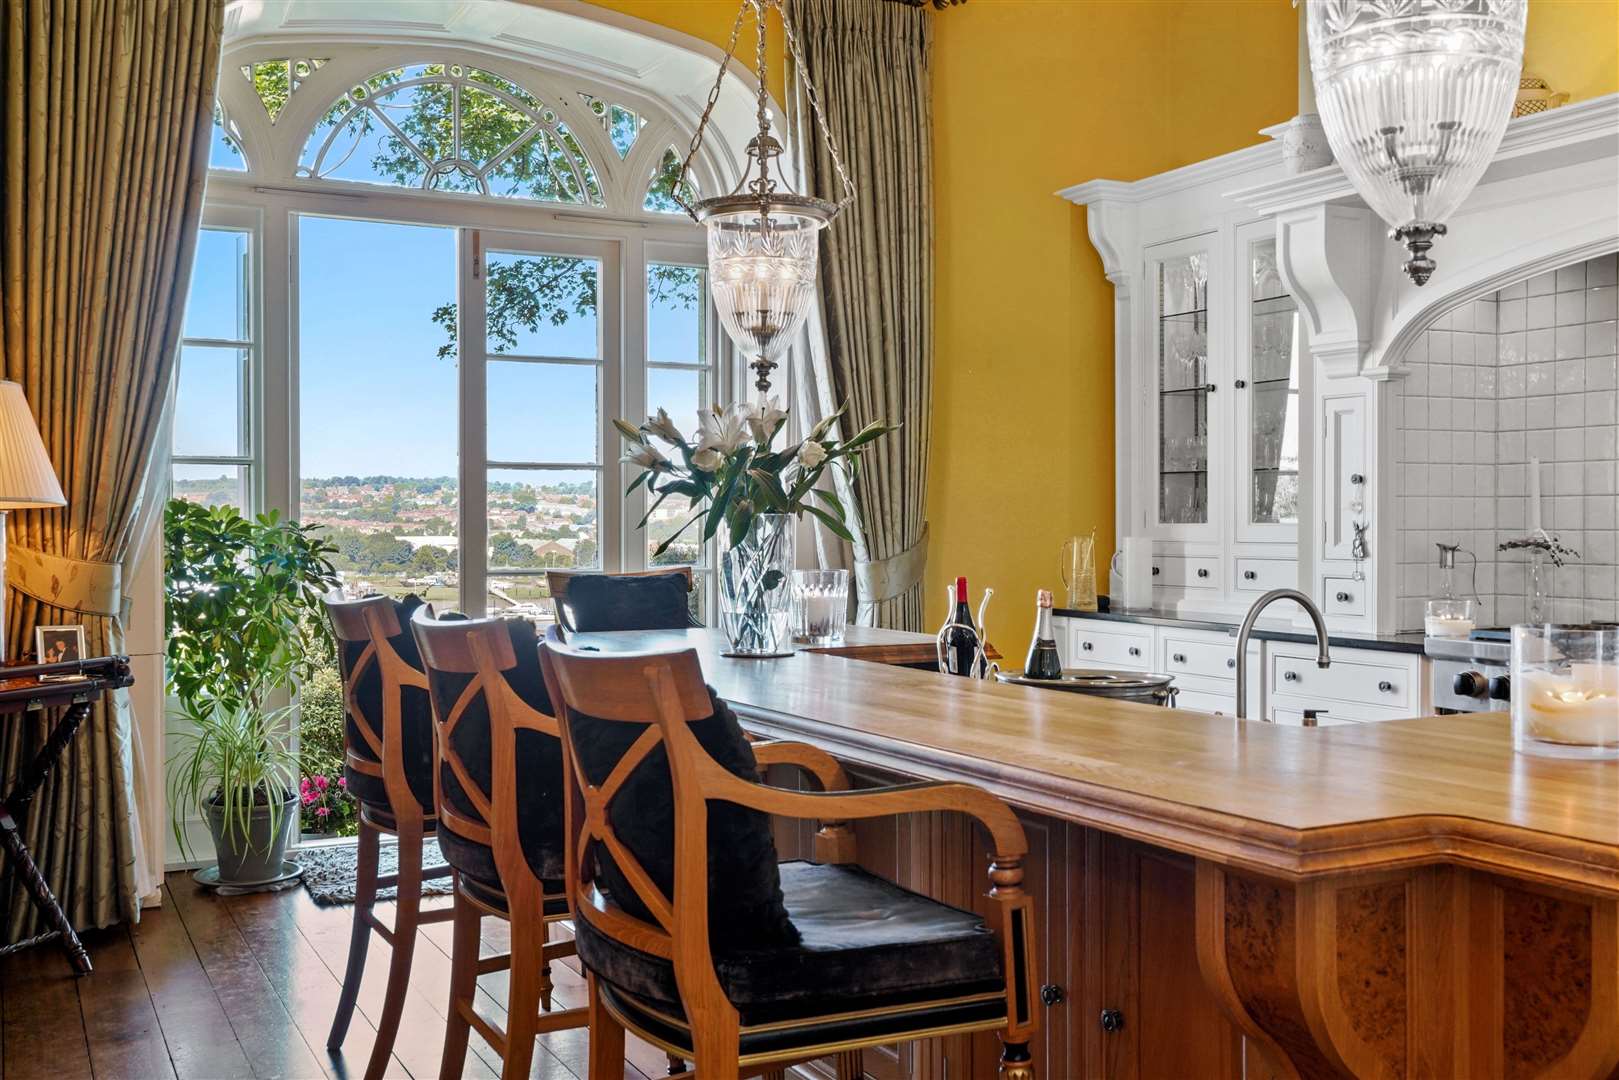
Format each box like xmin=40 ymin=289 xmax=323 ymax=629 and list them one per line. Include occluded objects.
xmin=177 ymin=210 xmax=707 ymax=483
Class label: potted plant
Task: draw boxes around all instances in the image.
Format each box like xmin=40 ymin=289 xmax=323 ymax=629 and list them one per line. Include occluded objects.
xmin=164 ymin=499 xmax=340 ymax=882
xmin=616 ymin=399 xmax=891 ymax=655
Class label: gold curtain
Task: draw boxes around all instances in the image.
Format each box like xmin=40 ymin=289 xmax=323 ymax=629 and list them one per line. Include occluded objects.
xmin=0 ymin=0 xmax=222 ymax=940
xmin=787 ymin=0 xmax=934 ymax=630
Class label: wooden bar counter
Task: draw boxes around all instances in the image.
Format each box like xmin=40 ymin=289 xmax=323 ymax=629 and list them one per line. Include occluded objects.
xmin=573 ymin=627 xmax=1619 ymax=1079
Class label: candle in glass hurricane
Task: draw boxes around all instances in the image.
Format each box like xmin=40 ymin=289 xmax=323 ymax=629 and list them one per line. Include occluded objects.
xmin=1512 ymin=624 xmax=1619 ymax=760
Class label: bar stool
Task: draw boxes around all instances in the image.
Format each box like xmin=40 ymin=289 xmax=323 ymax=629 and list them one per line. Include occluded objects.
xmin=323 ymin=594 xmax=455 ymax=1080
xmin=410 ymin=608 xmax=589 ymax=1080
xmin=546 ymin=567 xmax=698 ymax=631
xmin=537 ymin=633 xmax=1041 ymax=1080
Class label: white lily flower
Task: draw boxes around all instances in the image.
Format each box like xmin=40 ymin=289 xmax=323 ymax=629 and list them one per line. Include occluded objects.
xmin=798 ymin=440 xmax=828 ymax=468
xmin=644 ymin=407 xmax=684 ymax=446
xmin=697 ymin=404 xmax=749 ymax=455
xmin=690 ymin=447 xmax=724 ymax=473
xmin=623 ymin=444 xmax=671 ymax=472
xmin=744 ymin=396 xmax=788 ymax=446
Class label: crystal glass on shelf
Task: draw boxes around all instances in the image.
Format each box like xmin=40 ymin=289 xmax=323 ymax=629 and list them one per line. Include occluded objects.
xmin=1247 ymin=237 xmax=1300 ymax=527
xmin=1512 ymin=624 xmax=1618 ymax=760
xmin=1157 ymin=250 xmax=1210 ymax=526
xmin=790 ymin=569 xmax=849 ymax=646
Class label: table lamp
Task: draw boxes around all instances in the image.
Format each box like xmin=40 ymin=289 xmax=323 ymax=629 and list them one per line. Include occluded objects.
xmin=0 ymin=381 xmax=67 ymax=660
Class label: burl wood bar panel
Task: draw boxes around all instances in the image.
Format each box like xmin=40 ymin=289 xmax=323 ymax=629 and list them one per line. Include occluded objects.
xmin=575 ymin=628 xmax=1619 ymax=1079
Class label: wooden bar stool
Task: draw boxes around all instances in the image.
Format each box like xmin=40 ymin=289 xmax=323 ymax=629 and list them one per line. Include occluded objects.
xmin=546 ymin=567 xmax=698 ymax=632
xmin=537 ymin=633 xmax=1041 ymax=1080
xmin=323 ymin=594 xmax=456 ymax=1080
xmin=411 ymin=609 xmax=589 ymax=1080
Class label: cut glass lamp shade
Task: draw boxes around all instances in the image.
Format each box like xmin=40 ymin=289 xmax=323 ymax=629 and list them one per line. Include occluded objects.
xmin=699 ymin=198 xmax=831 ymax=395
xmin=1308 ymin=0 xmax=1526 ymax=285
xmin=0 ymin=381 xmax=65 ymax=509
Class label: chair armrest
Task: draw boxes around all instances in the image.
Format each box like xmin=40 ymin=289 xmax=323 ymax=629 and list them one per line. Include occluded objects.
xmin=749 ymin=740 xmax=851 ymax=792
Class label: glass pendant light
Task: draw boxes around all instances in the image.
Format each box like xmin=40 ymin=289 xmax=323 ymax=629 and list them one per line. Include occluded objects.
xmin=1307 ymin=0 xmax=1527 ymax=285
xmin=669 ymin=0 xmax=854 ymax=395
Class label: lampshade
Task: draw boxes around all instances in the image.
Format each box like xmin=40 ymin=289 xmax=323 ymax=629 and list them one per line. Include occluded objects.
xmin=1308 ymin=0 xmax=1527 ymax=285
xmin=0 ymin=381 xmax=66 ymax=509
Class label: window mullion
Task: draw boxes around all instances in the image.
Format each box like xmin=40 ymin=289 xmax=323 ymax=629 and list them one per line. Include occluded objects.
xmin=460 ymin=227 xmax=490 ymax=616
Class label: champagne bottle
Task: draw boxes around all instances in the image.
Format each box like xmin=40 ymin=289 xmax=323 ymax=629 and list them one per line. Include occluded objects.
xmin=1024 ymin=589 xmax=1064 ymax=680
xmin=944 ymin=575 xmax=979 ymax=676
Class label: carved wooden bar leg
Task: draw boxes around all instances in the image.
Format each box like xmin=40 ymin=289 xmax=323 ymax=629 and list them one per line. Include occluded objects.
xmin=1195 ymin=860 xmax=1619 ymax=1080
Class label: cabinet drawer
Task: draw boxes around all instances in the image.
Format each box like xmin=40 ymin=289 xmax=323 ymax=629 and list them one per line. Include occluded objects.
xmin=1154 ymin=556 xmax=1219 ymax=590
xmin=1161 ymin=633 xmax=1241 ymax=681
xmin=1323 ymin=577 xmax=1366 ymax=616
xmin=1269 ymin=647 xmax=1414 ymax=710
xmin=1235 ymin=558 xmax=1294 ymax=592
xmin=1069 ymin=623 xmax=1154 ymax=670
xmin=1269 ymin=703 xmax=1361 ymax=727
xmin=1174 ymin=687 xmax=1237 ymax=716
xmin=1270 ymin=694 xmax=1418 ymax=724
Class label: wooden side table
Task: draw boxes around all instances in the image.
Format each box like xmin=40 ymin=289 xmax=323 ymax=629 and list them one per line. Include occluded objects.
xmin=0 ymin=656 xmax=134 ymax=974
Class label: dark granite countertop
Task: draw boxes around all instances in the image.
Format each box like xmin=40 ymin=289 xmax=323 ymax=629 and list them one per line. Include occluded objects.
xmin=1051 ymin=606 xmax=1427 ymax=655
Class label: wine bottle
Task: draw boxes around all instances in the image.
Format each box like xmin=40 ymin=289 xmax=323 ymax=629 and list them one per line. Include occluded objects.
xmin=944 ymin=575 xmax=979 ymax=676
xmin=1024 ymin=589 xmax=1064 ymax=680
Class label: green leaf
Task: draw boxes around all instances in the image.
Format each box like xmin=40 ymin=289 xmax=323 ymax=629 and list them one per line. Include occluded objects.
xmin=803 ymin=503 xmax=854 ymax=542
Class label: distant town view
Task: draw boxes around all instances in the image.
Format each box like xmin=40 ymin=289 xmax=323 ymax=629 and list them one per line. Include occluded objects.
xmin=172 ymin=472 xmax=700 ymax=619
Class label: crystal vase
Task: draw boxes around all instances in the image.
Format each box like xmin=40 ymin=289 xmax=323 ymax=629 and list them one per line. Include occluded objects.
xmin=718 ymin=513 xmax=795 ymax=656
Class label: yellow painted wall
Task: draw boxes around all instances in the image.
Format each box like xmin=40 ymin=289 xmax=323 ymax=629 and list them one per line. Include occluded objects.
xmin=583 ymin=0 xmax=1616 ymax=652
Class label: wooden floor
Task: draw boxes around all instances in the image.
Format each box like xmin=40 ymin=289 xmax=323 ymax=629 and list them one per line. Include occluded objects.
xmin=0 ymin=871 xmax=678 ymax=1080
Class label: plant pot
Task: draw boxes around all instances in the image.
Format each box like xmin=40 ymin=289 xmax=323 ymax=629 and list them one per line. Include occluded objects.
xmin=203 ymin=790 xmax=298 ymax=883
xmin=718 ymin=512 xmax=796 ymax=656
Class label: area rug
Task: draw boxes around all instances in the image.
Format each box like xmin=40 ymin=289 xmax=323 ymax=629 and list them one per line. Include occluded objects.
xmin=297 ymin=838 xmax=454 ymax=905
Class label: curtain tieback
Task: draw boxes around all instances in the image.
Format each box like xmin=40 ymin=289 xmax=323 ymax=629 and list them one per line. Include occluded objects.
xmin=853 ymin=525 xmax=929 ymax=605
xmin=6 ymin=544 xmax=123 ymax=620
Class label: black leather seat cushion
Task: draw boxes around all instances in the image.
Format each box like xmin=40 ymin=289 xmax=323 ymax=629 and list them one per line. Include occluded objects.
xmin=435 ymin=828 xmax=568 ymax=917
xmin=563 ymin=572 xmax=697 ymax=631
xmin=341 ymin=594 xmax=435 ymax=814
xmin=423 ymin=615 xmax=567 ymax=885
xmin=566 ymin=687 xmax=795 ymax=953
xmin=576 ymin=861 xmax=1004 ymax=1029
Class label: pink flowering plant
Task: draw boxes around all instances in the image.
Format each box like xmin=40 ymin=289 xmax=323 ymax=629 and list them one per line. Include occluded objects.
xmin=298 ymin=772 xmax=353 ymax=835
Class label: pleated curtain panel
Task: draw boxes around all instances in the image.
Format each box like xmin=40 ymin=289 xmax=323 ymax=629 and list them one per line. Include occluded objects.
xmin=788 ymin=0 xmax=934 ymax=631
xmin=0 ymin=0 xmax=223 ymax=941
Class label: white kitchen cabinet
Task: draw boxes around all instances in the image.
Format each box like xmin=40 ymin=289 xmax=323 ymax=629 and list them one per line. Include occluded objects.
xmin=1052 ymin=616 xmax=1429 ymax=721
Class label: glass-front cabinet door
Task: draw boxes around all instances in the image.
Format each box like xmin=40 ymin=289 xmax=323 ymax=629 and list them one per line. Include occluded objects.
xmin=1148 ymin=234 xmax=1219 ymax=538
xmin=1235 ymin=222 xmax=1302 ymax=544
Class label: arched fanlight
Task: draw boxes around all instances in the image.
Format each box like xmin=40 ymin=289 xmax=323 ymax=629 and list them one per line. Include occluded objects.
xmin=670 ymin=0 xmax=855 ymax=396
xmin=1307 ymin=0 xmax=1527 ymax=286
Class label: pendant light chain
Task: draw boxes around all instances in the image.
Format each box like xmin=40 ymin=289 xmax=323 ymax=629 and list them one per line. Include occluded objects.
xmin=670 ymin=0 xmax=751 ymax=222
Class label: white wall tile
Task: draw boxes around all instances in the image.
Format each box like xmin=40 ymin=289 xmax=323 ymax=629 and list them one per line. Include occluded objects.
xmin=1590 ymin=254 xmax=1618 ymax=287
xmin=1589 ymin=286 xmax=1617 ymax=322
xmin=1527 ymin=294 xmax=1556 ymax=329
xmin=1557 ymin=262 xmax=1587 ymax=292
xmin=1527 ymin=270 xmax=1557 ymax=296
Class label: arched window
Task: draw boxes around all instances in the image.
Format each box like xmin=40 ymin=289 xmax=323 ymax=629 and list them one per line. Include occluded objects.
xmin=173 ymin=37 xmax=752 ymax=625
xmin=296 ymin=63 xmax=606 ymax=204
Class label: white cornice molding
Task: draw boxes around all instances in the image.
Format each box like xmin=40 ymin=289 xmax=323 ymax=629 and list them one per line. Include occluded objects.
xmin=1227 ymin=93 xmax=1619 ymax=217
xmin=1056 ymin=139 xmax=1282 ymax=208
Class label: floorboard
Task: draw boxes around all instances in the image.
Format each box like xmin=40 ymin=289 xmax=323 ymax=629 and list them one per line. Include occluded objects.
xmin=76 ymin=926 xmax=177 ymax=1080
xmin=129 ymin=885 xmax=255 ymax=1080
xmin=0 ymin=937 xmax=92 ymax=1080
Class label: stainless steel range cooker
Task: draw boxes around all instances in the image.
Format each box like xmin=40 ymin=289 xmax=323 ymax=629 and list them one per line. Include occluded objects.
xmin=1428 ymin=628 xmax=1514 ymax=713
xmin=1430 ymin=624 xmax=1619 ymax=712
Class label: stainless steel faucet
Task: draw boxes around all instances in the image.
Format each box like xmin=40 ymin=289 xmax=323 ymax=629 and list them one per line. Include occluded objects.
xmin=1234 ymin=588 xmax=1332 ymax=720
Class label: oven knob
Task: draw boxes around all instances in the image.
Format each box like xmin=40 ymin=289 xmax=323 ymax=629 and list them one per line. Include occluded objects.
xmin=1487 ymin=675 xmax=1511 ymax=701
xmin=1451 ymin=671 xmax=1488 ymax=698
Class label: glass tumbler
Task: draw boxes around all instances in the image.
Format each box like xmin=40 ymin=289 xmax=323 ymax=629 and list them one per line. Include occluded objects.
xmin=1512 ymin=624 xmax=1619 ymax=760
xmin=791 ymin=569 xmax=849 ymax=646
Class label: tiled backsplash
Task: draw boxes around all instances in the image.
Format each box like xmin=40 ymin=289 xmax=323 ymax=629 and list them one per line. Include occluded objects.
xmin=1393 ymin=252 xmax=1619 ymax=629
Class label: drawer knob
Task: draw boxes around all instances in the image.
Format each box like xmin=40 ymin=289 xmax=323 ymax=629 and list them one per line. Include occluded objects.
xmin=1128 ymin=646 xmax=1141 ymax=657
xmin=1283 ymin=670 xmax=1300 ymax=683
xmin=1234 ymin=378 xmax=1247 ymax=389
xmin=1152 ymin=566 xmax=1161 ymax=576
xmin=1197 ymin=568 xmax=1210 ymax=579
xmin=1173 ymin=652 xmax=1188 ymax=664
xmin=1378 ymin=680 xmax=1395 ymax=693
xmin=1226 ymin=657 xmax=1236 ymax=669
xmin=1100 ymin=1008 xmax=1125 ymax=1034
xmin=1082 ymin=641 xmax=1094 ymax=652
xmin=1335 ymin=591 xmax=1352 ymax=603
xmin=1243 ymin=570 xmax=1257 ymax=581
xmin=1041 ymin=984 xmax=1066 ymax=1007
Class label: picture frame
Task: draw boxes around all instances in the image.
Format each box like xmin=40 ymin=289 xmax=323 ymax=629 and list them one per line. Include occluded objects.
xmin=36 ymin=625 xmax=88 ymax=679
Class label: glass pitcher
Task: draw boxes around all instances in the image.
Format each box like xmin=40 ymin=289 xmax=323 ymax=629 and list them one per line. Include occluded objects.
xmin=1061 ymin=531 xmax=1098 ymax=612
